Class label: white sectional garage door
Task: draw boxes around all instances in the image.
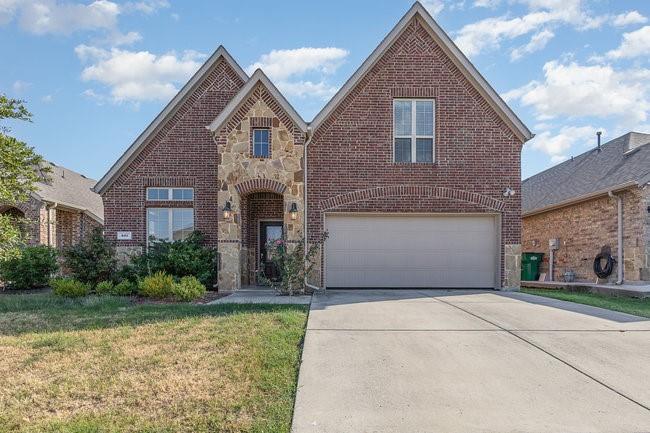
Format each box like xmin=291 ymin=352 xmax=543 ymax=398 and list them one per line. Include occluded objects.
xmin=325 ymin=214 xmax=498 ymax=288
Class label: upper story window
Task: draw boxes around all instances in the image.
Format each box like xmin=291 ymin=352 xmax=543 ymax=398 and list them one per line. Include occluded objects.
xmin=253 ymin=128 xmax=270 ymax=158
xmin=393 ymin=99 xmax=435 ymax=163
xmin=146 ymin=187 xmax=194 ymax=201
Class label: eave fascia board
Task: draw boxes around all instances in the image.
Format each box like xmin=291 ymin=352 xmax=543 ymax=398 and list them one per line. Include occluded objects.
xmin=94 ymin=46 xmax=248 ymax=194
xmin=522 ymin=181 xmax=638 ymax=218
xmin=206 ymin=69 xmax=308 ymax=133
xmin=309 ymin=1 xmax=533 ymax=143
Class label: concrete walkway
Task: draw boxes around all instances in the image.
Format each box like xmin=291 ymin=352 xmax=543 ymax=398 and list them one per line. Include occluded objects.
xmin=208 ymin=287 xmax=311 ymax=305
xmin=292 ymin=289 xmax=650 ymax=433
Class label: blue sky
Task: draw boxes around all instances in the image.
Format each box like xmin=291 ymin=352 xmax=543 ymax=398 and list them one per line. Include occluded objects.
xmin=1 ymin=0 xmax=649 ymax=180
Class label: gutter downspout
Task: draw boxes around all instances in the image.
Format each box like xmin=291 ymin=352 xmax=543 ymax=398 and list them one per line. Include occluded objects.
xmin=608 ymin=191 xmax=624 ymax=284
xmin=303 ymin=127 xmax=321 ymax=292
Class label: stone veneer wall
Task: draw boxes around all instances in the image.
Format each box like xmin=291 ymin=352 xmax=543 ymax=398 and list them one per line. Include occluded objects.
xmin=522 ymin=187 xmax=649 ymax=282
xmin=215 ymin=90 xmax=304 ymax=292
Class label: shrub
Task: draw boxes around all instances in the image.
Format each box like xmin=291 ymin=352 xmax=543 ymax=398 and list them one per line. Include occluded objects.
xmin=138 ymin=272 xmax=175 ymax=299
xmin=112 ymin=280 xmax=136 ymax=296
xmin=61 ymin=228 xmax=117 ymax=286
xmin=0 ymin=213 xmax=27 ymax=262
xmin=51 ymin=278 xmax=90 ymax=298
xmin=258 ymin=233 xmax=327 ymax=296
xmin=131 ymin=231 xmax=217 ymax=288
xmin=95 ymin=280 xmax=114 ymax=295
xmin=0 ymin=245 xmax=58 ymax=289
xmin=172 ymin=276 xmax=206 ymax=301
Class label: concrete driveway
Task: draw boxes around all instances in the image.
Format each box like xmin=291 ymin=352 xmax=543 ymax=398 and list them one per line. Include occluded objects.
xmin=291 ymin=290 xmax=650 ymax=433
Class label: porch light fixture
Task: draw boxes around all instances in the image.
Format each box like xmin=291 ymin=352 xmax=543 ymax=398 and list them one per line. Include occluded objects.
xmin=289 ymin=202 xmax=298 ymax=220
xmin=222 ymin=201 xmax=232 ymax=219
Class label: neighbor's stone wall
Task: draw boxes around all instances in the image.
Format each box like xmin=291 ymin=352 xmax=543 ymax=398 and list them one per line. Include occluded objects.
xmin=522 ymin=188 xmax=648 ymax=282
xmin=214 ymin=85 xmax=305 ymax=291
xmin=307 ymin=16 xmax=523 ymax=289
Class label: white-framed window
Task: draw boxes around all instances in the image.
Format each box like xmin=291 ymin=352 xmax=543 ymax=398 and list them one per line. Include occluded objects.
xmin=146 ymin=187 xmax=194 ymax=201
xmin=393 ymin=99 xmax=435 ymax=163
xmin=146 ymin=208 xmax=194 ymax=243
xmin=252 ymin=128 xmax=270 ymax=158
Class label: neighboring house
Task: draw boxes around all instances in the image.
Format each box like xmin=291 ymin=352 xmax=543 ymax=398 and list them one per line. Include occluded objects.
xmin=522 ymin=132 xmax=650 ymax=283
xmin=95 ymin=2 xmax=532 ymax=292
xmin=0 ymin=162 xmax=104 ymax=250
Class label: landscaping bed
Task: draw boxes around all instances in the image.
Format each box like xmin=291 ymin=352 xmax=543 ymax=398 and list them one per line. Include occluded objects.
xmin=521 ymin=287 xmax=650 ymax=318
xmin=0 ymin=292 xmax=308 ymax=433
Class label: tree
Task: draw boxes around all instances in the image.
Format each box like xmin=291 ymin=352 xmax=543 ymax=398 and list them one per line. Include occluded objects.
xmin=0 ymin=94 xmax=49 ymax=261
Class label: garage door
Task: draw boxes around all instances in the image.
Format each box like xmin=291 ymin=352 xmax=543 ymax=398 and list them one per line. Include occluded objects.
xmin=325 ymin=214 xmax=498 ymax=288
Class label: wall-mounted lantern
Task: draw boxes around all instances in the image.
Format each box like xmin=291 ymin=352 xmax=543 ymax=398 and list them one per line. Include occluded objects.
xmin=289 ymin=202 xmax=298 ymax=220
xmin=223 ymin=201 xmax=233 ymax=219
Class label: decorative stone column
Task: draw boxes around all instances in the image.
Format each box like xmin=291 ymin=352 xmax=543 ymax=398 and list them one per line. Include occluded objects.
xmin=217 ymin=189 xmax=241 ymax=292
xmin=503 ymin=243 xmax=522 ymax=290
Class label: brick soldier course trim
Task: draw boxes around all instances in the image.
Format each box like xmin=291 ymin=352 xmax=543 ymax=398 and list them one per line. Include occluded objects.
xmin=320 ymin=186 xmax=507 ymax=212
xmin=235 ymin=179 xmax=287 ymax=196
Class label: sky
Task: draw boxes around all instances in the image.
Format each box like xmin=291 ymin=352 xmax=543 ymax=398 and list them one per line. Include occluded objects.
xmin=1 ymin=0 xmax=649 ymax=181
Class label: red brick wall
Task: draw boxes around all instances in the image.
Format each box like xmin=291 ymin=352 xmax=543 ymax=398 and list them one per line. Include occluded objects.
xmin=522 ymin=188 xmax=648 ymax=282
xmin=307 ymin=17 xmax=522 ymax=285
xmin=101 ymin=58 xmax=245 ymax=248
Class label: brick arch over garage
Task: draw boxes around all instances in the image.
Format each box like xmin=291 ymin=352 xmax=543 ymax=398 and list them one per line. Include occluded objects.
xmin=320 ymin=185 xmax=506 ymax=212
xmin=234 ymin=179 xmax=287 ymax=196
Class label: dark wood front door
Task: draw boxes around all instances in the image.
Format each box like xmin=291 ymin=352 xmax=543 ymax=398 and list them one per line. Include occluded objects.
xmin=259 ymin=221 xmax=283 ymax=282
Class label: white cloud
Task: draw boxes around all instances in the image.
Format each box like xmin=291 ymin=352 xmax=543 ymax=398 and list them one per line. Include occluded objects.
xmin=17 ymin=0 xmax=119 ymax=35
xmin=76 ymin=45 xmax=206 ymax=103
xmin=454 ymin=0 xmax=604 ymax=57
xmin=504 ymin=60 xmax=650 ymax=125
xmin=247 ymin=47 xmax=348 ymax=81
xmin=41 ymin=94 xmax=54 ymax=103
xmin=276 ymin=80 xmax=339 ymax=100
xmin=12 ymin=80 xmax=30 ymax=94
xmin=421 ymin=0 xmax=445 ymax=16
xmin=0 ymin=0 xmax=167 ymax=36
xmin=612 ymin=11 xmax=647 ymax=27
xmin=247 ymin=47 xmax=349 ymax=101
xmin=528 ymin=125 xmax=601 ymax=161
xmin=473 ymin=0 xmax=501 ymax=8
xmin=606 ymin=26 xmax=650 ymax=59
xmin=104 ymin=30 xmax=142 ymax=46
xmin=123 ymin=0 xmax=169 ymax=14
xmin=510 ymin=29 xmax=554 ymax=61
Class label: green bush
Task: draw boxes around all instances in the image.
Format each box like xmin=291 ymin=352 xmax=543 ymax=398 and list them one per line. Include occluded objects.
xmin=61 ymin=228 xmax=117 ymax=286
xmin=0 ymin=245 xmax=58 ymax=289
xmin=51 ymin=278 xmax=90 ymax=298
xmin=172 ymin=276 xmax=206 ymax=301
xmin=138 ymin=272 xmax=175 ymax=299
xmin=131 ymin=232 xmax=217 ymax=288
xmin=112 ymin=280 xmax=136 ymax=296
xmin=95 ymin=280 xmax=114 ymax=295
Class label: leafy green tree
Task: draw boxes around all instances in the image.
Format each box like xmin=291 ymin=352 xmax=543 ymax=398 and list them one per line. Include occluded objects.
xmin=0 ymin=94 xmax=49 ymax=260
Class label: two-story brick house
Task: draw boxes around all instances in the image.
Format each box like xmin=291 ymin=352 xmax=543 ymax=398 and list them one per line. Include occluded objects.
xmin=95 ymin=2 xmax=533 ymax=292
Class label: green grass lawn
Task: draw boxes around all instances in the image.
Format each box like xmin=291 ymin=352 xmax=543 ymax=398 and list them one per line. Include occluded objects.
xmin=522 ymin=288 xmax=650 ymax=318
xmin=0 ymin=292 xmax=308 ymax=433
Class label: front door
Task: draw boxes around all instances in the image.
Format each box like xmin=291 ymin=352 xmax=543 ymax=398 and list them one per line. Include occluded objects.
xmin=259 ymin=221 xmax=283 ymax=282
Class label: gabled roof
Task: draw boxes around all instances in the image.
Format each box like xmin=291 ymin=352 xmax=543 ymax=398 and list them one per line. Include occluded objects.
xmin=94 ymin=46 xmax=248 ymax=194
xmin=35 ymin=161 xmax=104 ymax=223
xmin=522 ymin=132 xmax=650 ymax=216
xmin=309 ymin=1 xmax=533 ymax=143
xmin=207 ymin=69 xmax=308 ymax=133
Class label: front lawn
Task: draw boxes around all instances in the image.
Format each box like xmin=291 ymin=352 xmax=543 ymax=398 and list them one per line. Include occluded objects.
xmin=522 ymin=288 xmax=650 ymax=318
xmin=0 ymin=292 xmax=308 ymax=433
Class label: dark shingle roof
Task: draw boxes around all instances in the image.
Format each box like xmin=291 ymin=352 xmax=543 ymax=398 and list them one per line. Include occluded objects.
xmin=35 ymin=162 xmax=104 ymax=222
xmin=522 ymin=132 xmax=650 ymax=214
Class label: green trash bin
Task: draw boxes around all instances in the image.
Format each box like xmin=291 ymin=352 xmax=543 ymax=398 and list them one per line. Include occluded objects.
xmin=521 ymin=252 xmax=544 ymax=281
